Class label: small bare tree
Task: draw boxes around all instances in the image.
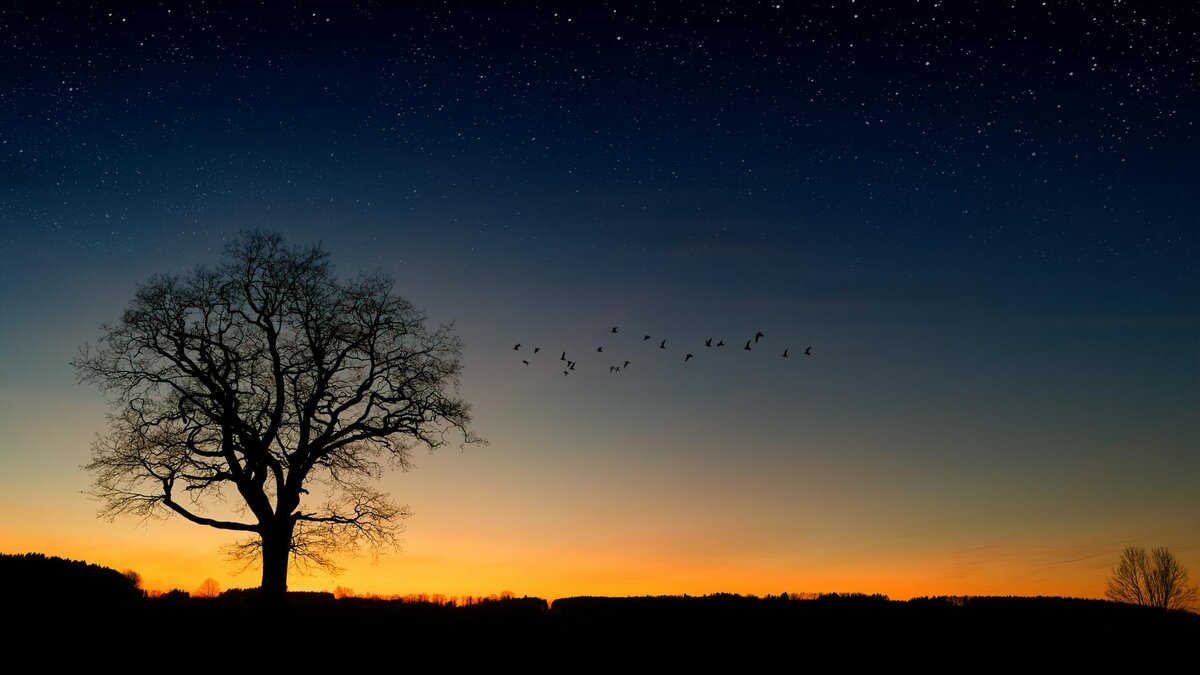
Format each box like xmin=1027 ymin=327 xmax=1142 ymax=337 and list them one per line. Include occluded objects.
xmin=121 ymin=568 xmax=143 ymax=589
xmin=1105 ymin=545 xmax=1198 ymax=611
xmin=196 ymin=577 xmax=222 ymax=598
xmin=75 ymin=230 xmax=481 ymax=604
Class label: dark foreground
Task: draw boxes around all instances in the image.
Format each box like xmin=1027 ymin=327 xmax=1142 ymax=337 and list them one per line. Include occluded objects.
xmin=7 ymin=592 xmax=1197 ymax=661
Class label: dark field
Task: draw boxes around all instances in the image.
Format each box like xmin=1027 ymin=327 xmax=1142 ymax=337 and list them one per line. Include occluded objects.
xmin=4 ymin=554 xmax=1196 ymax=661
xmin=8 ymin=591 xmax=1198 ymax=661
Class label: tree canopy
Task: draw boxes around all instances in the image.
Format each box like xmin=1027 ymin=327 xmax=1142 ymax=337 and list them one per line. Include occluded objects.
xmin=75 ymin=230 xmax=480 ymax=600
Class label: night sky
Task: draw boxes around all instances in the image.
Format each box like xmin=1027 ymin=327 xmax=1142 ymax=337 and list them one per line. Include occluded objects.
xmin=1 ymin=2 xmax=1197 ymax=599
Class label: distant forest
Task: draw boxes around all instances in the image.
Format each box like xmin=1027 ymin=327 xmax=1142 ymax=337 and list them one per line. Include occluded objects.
xmin=4 ymin=552 xmax=1196 ymax=659
xmin=0 ymin=552 xmax=142 ymax=600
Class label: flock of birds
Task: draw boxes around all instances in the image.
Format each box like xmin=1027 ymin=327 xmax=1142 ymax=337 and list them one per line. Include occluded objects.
xmin=513 ymin=326 xmax=812 ymax=376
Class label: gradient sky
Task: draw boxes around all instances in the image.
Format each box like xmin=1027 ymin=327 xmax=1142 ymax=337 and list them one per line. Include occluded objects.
xmin=1 ymin=2 xmax=1197 ymax=600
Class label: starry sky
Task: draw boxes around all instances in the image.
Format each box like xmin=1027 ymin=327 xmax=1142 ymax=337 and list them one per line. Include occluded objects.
xmin=1 ymin=2 xmax=1197 ymax=599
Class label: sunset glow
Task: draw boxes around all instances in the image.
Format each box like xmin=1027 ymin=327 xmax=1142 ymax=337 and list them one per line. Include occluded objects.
xmin=1 ymin=3 xmax=1196 ymax=605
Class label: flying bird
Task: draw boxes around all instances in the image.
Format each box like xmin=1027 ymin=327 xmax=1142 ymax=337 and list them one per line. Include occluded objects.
xmin=568 ymin=361 xmax=576 ymax=370
xmin=705 ymin=338 xmax=712 ymax=347
xmin=755 ymin=331 xmax=764 ymax=343
xmin=523 ymin=360 xmax=530 ymax=365
xmin=804 ymin=346 xmax=812 ymax=356
xmin=782 ymin=349 xmax=789 ymax=358
xmin=561 ymin=351 xmax=567 ymax=360
xmin=597 ymin=346 xmax=603 ymax=352
xmin=659 ymin=339 xmax=667 ymax=349
xmin=563 ymin=370 xmax=569 ymax=376
xmin=643 ymin=335 xmax=652 ymax=340
xmin=513 ymin=343 xmax=521 ymax=350
xmin=685 ymin=353 xmax=694 ymax=362
xmin=612 ymin=326 xmax=619 ymax=333
xmin=744 ymin=340 xmax=752 ymax=351
xmin=623 ymin=360 xmax=630 ymax=368
xmin=610 ymin=366 xmax=616 ymax=373
xmin=716 ymin=340 xmax=725 ymax=347
xmin=533 ymin=347 xmax=540 ymax=354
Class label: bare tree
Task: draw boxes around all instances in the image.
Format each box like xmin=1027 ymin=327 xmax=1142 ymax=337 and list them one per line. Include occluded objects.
xmin=121 ymin=568 xmax=143 ymax=593
xmin=195 ymin=577 xmax=222 ymax=598
xmin=1105 ymin=545 xmax=1199 ymax=611
xmin=75 ymin=230 xmax=481 ymax=603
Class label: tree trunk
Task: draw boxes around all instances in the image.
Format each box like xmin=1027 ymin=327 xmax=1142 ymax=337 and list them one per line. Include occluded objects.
xmin=259 ymin=520 xmax=294 ymax=607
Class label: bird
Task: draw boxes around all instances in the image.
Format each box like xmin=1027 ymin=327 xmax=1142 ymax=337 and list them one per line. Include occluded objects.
xmin=533 ymin=347 xmax=540 ymax=354
xmin=744 ymin=340 xmax=752 ymax=350
xmin=623 ymin=360 xmax=630 ymax=368
xmin=610 ymin=366 xmax=616 ymax=373
xmin=804 ymin=346 xmax=812 ymax=356
xmin=755 ymin=331 xmax=764 ymax=343
xmin=716 ymin=340 xmax=725 ymax=347
xmin=563 ymin=370 xmax=569 ymax=376
xmin=659 ymin=339 xmax=667 ymax=349
xmin=705 ymin=338 xmax=712 ymax=347
xmin=523 ymin=360 xmax=530 ymax=365
xmin=513 ymin=343 xmax=521 ymax=350
xmin=685 ymin=353 xmax=694 ymax=362
xmin=597 ymin=346 xmax=603 ymax=352
xmin=560 ymin=351 xmax=566 ymax=360
xmin=568 ymin=361 xmax=576 ymax=370
xmin=782 ymin=349 xmax=789 ymax=358
xmin=643 ymin=335 xmax=652 ymax=340
xmin=612 ymin=326 xmax=618 ymax=333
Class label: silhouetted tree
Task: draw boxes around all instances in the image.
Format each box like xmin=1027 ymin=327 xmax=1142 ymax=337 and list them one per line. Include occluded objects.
xmin=1106 ymin=546 xmax=1198 ymax=611
xmin=121 ymin=568 xmax=143 ymax=590
xmin=196 ymin=577 xmax=222 ymax=598
xmin=75 ymin=230 xmax=481 ymax=604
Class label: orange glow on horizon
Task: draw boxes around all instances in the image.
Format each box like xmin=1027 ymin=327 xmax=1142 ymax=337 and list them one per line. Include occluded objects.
xmin=2 ymin=387 xmax=1194 ymax=607
xmin=0 ymin=527 xmax=1125 ymax=603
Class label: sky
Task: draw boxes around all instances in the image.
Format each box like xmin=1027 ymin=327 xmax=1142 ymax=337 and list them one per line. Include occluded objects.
xmin=0 ymin=1 xmax=1197 ymax=600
